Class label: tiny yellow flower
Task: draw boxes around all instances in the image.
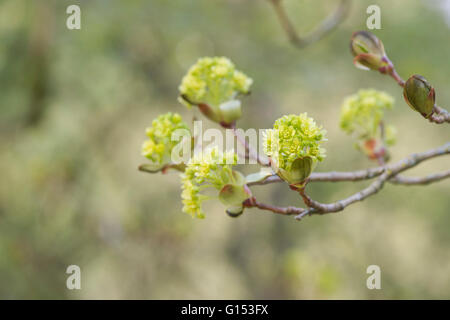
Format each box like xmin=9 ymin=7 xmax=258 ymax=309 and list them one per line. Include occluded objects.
xmin=181 ymin=147 xmax=240 ymax=218
xmin=141 ymin=112 xmax=189 ymax=165
xmin=263 ymin=113 xmax=327 ymax=185
xmin=340 ymin=89 xmax=394 ymax=141
xmin=178 ymin=57 xmax=253 ymax=125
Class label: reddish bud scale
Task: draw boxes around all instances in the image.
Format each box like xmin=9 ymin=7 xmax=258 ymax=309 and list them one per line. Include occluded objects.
xmin=364 ymin=139 xmax=386 ymax=161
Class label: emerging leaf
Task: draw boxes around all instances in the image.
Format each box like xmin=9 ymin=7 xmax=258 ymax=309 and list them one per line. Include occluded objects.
xmin=219 ymin=184 xmax=250 ymax=207
xmin=245 ymin=169 xmax=273 ymax=184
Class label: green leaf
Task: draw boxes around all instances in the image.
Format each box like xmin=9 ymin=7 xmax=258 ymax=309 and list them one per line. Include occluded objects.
xmin=219 ymin=184 xmax=249 ymax=207
xmin=245 ymin=170 xmax=273 ymax=184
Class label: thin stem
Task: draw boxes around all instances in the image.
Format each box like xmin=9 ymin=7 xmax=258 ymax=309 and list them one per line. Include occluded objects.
xmin=247 ymin=166 xmax=387 ymax=186
xmin=297 ymin=143 xmax=450 ymax=214
xmin=389 ymin=170 xmax=450 ymax=185
xmin=269 ymin=0 xmax=351 ymax=49
xmin=388 ymin=68 xmax=405 ymax=87
xmin=298 ymin=170 xmax=389 ymax=213
xmin=232 ymin=126 xmax=270 ymax=166
xmin=243 ymin=197 xmax=304 ymax=216
xmin=429 ymin=105 xmax=450 ymax=124
xmin=244 ymin=143 xmax=449 ymax=220
xmin=248 ymin=168 xmax=450 ymax=187
xmin=248 ymin=143 xmax=450 ymax=186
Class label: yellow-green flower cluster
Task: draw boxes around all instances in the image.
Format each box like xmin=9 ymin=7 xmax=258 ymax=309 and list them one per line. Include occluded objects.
xmin=142 ymin=112 xmax=189 ymax=164
xmin=263 ymin=113 xmax=327 ymax=172
xmin=181 ymin=147 xmax=238 ymax=218
xmin=178 ymin=57 xmax=253 ymax=108
xmin=340 ymin=89 xmax=394 ymax=141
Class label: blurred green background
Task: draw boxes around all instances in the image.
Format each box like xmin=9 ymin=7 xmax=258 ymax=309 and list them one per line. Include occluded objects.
xmin=0 ymin=0 xmax=449 ymax=299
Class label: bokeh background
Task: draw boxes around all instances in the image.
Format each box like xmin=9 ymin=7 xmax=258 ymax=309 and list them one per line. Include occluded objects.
xmin=0 ymin=0 xmax=449 ymax=299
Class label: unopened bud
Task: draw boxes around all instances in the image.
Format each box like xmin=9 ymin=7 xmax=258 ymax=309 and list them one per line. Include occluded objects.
xmin=360 ymin=139 xmax=389 ymax=163
xmin=350 ymin=31 xmax=390 ymax=72
xmin=403 ymin=74 xmax=435 ymax=118
xmin=273 ymin=157 xmax=315 ymax=188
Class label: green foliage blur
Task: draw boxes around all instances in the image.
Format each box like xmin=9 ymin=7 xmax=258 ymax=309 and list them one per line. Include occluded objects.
xmin=0 ymin=0 xmax=449 ymax=299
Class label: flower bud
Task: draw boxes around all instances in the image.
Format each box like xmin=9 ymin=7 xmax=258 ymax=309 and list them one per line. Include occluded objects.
xmin=263 ymin=114 xmax=327 ymax=187
xmin=403 ymin=74 xmax=435 ymax=118
xmin=274 ymin=157 xmax=315 ymax=187
xmin=178 ymin=57 xmax=252 ymax=126
xmin=141 ymin=112 xmax=190 ymax=166
xmin=350 ymin=31 xmax=390 ymax=72
xmin=359 ymin=139 xmax=388 ymax=162
xmin=181 ymin=147 xmax=244 ymax=219
xmin=340 ymin=89 xmax=395 ymax=162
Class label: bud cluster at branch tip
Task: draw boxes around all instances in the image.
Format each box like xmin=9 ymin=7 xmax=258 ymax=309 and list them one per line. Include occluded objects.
xmin=181 ymin=147 xmax=250 ymax=219
xmin=178 ymin=57 xmax=253 ymax=127
xmin=263 ymin=113 xmax=327 ymax=187
xmin=403 ymin=74 xmax=435 ymax=118
xmin=340 ymin=89 xmax=396 ymax=161
xmin=350 ymin=31 xmax=393 ymax=75
xmin=141 ymin=112 xmax=190 ymax=171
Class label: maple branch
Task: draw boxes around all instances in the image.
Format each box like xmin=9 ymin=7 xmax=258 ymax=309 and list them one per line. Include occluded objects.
xmin=243 ymin=197 xmax=305 ymax=216
xmin=249 ymin=167 xmax=450 ymax=186
xmin=247 ymin=168 xmax=384 ymax=186
xmin=295 ymin=143 xmax=450 ymax=217
xmin=429 ymin=106 xmax=450 ymax=124
xmin=389 ymin=170 xmax=450 ymax=185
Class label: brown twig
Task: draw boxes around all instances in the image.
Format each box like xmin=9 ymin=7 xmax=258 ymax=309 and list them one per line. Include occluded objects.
xmin=243 ymin=197 xmax=304 ymax=216
xmin=269 ymin=0 xmax=351 ymax=49
xmin=249 ymin=143 xmax=449 ymax=187
xmin=247 ymin=167 xmax=385 ymax=186
xmin=248 ymin=168 xmax=450 ymax=187
xmin=241 ymin=143 xmax=449 ymax=220
xmin=296 ymin=170 xmax=389 ymax=216
xmin=388 ymin=68 xmax=405 ymax=87
xmin=295 ymin=143 xmax=450 ymax=217
xmin=429 ymin=106 xmax=450 ymax=124
xmin=389 ymin=170 xmax=450 ymax=185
